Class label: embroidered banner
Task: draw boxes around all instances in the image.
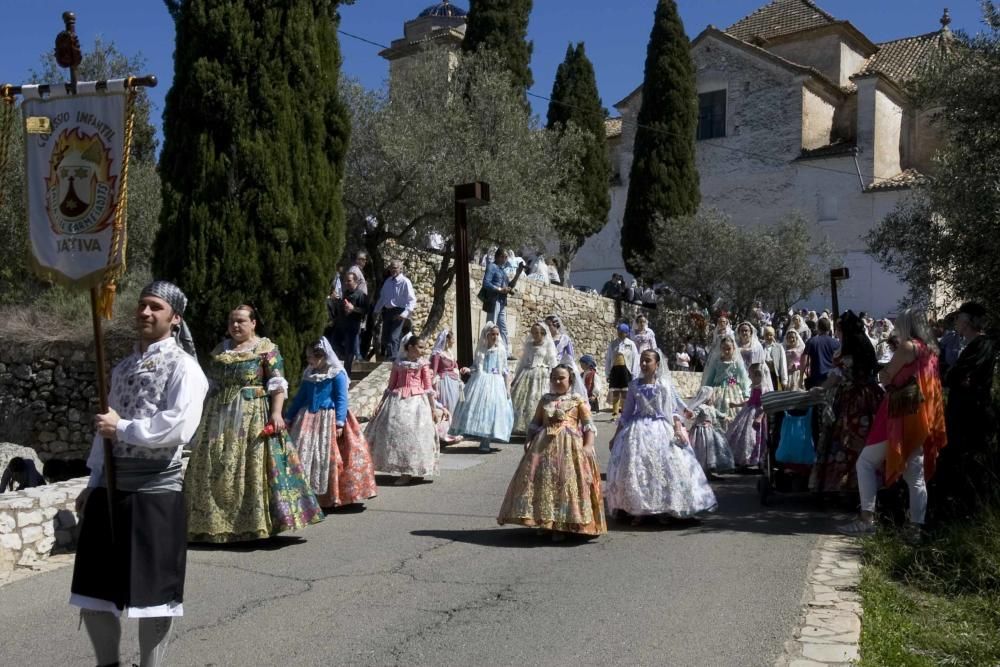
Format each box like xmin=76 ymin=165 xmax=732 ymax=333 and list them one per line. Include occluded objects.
xmin=21 ymin=80 xmax=127 ymax=288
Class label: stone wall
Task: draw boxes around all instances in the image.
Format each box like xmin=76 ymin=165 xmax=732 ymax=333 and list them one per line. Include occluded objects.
xmin=0 ymin=342 xmax=127 ymax=462
xmin=392 ymin=244 xmax=660 ymax=364
xmin=0 ymin=477 xmax=86 ymax=573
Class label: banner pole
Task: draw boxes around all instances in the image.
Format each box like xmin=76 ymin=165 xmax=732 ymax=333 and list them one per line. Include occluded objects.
xmin=56 ymin=10 xmax=117 ymax=538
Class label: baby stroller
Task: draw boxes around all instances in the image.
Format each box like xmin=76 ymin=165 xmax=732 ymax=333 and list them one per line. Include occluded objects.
xmin=757 ymin=390 xmax=828 ymax=505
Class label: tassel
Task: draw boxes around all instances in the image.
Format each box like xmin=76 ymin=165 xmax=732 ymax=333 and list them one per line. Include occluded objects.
xmin=95 ymin=282 xmax=117 ymax=320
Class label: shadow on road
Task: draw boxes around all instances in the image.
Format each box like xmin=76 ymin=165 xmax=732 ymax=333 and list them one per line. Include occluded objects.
xmin=187 ymin=535 xmax=307 ymax=552
xmin=411 ymin=527 xmax=597 ymax=549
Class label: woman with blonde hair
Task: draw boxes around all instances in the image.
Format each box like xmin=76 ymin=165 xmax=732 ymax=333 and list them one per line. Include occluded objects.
xmin=839 ymin=309 xmax=947 ymax=540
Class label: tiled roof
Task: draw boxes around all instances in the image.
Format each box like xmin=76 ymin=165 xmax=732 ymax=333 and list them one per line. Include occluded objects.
xmin=855 ymin=30 xmax=952 ymax=83
xmin=867 ymin=168 xmax=925 ymax=192
xmin=726 ymin=0 xmax=837 ymax=43
xmin=796 ymin=140 xmax=856 ymax=160
xmin=604 ymin=117 xmax=623 ymax=139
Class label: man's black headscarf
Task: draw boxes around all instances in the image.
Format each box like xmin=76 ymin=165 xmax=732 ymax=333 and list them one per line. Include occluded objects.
xmin=140 ymin=280 xmax=196 ymax=356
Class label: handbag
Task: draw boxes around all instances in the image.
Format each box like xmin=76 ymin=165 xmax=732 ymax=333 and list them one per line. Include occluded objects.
xmin=887 ymin=377 xmax=924 ymax=417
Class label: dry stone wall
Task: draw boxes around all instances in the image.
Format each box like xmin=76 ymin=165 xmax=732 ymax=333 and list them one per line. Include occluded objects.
xmin=0 ymin=342 xmax=129 ymax=461
xmin=0 ymin=477 xmax=86 ymax=573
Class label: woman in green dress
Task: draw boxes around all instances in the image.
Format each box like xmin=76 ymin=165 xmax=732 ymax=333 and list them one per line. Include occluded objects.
xmin=186 ymin=305 xmax=323 ymax=543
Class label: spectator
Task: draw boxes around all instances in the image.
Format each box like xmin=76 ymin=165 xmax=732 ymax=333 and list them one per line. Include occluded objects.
xmin=937 ymin=312 xmax=963 ymax=378
xmin=674 ymin=343 xmax=691 ymax=372
xmin=326 ymin=271 xmax=369 ymax=375
xmin=482 ymin=248 xmax=514 ymax=349
xmin=373 ymin=259 xmax=417 ymax=360
xmin=801 ymin=317 xmax=840 ymax=389
xmin=641 ymin=284 xmax=657 ymax=308
xmin=347 ymin=251 xmax=369 ymax=296
xmin=601 ymin=273 xmax=624 ymax=300
xmin=839 ymin=309 xmax=947 ymax=540
xmin=934 ymin=302 xmax=997 ymax=518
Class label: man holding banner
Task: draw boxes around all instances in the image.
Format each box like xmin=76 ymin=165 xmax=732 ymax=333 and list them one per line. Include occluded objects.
xmin=70 ymin=280 xmax=207 ymax=667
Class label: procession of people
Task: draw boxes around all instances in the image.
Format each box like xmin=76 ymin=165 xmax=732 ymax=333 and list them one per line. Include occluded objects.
xmin=64 ymin=256 xmax=994 ymax=667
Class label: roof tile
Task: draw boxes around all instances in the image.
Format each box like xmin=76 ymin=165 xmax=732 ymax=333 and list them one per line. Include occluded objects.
xmin=726 ymin=0 xmax=837 ymax=43
xmin=855 ymin=30 xmax=952 ymax=83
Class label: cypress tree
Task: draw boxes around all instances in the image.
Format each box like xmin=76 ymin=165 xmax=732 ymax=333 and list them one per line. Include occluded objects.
xmin=461 ymin=0 xmax=534 ymax=93
xmin=154 ymin=0 xmax=350 ymax=380
xmin=621 ymin=0 xmax=700 ymax=276
xmin=546 ymin=43 xmax=611 ymax=281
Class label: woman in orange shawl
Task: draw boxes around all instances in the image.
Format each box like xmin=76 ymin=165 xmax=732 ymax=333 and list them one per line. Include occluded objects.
xmin=839 ymin=309 xmax=947 ymax=539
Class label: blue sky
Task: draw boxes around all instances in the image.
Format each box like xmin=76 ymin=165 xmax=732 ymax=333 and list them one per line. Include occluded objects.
xmin=0 ymin=0 xmax=985 ymax=145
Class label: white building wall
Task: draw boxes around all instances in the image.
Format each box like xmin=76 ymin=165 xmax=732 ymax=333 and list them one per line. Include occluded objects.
xmin=571 ymin=34 xmax=910 ymax=315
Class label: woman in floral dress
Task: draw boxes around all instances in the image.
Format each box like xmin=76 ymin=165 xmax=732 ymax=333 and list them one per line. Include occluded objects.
xmin=497 ymin=365 xmax=606 ymax=541
xmin=186 ymin=305 xmax=323 ymax=543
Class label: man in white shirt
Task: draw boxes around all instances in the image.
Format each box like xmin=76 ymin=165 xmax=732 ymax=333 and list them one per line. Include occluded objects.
xmin=374 ymin=259 xmax=418 ymax=359
xmin=70 ymin=280 xmax=208 ymax=667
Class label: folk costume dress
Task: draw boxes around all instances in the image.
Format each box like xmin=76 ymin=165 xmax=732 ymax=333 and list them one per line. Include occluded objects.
xmin=687 ymin=388 xmax=735 ymax=474
xmin=549 ymin=320 xmax=589 ymax=399
xmin=430 ymin=330 xmax=463 ymax=415
xmin=727 ymin=385 xmax=766 ymax=467
xmin=185 ymin=338 xmax=323 ymax=543
xmin=785 ymin=335 xmax=806 ymax=390
xmin=365 ymin=357 xmax=440 ymax=477
xmin=450 ymin=327 xmax=515 ymax=443
xmin=497 ymin=392 xmax=607 ymax=536
xmin=811 ymin=359 xmax=883 ymax=493
xmin=631 ymin=326 xmax=658 ymax=354
xmin=702 ymin=350 xmax=751 ymax=429
xmin=606 ymin=377 xmax=717 ymax=518
xmin=71 ymin=337 xmax=208 ymax=618
xmin=738 ymin=322 xmax=774 ymax=393
xmin=286 ymin=341 xmax=377 ymax=508
xmin=510 ymin=327 xmax=559 ymax=434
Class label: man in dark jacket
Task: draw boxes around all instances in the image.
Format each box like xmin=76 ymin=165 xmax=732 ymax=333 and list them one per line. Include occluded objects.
xmin=327 ymin=271 xmax=369 ymax=375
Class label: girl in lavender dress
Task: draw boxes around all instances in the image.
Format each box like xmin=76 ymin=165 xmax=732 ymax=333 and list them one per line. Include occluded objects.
xmin=606 ymin=349 xmax=717 ymax=525
xmin=727 ymin=365 xmax=767 ymax=469
xmin=630 ymin=314 xmax=658 ymax=354
xmin=687 ymin=386 xmax=735 ymax=477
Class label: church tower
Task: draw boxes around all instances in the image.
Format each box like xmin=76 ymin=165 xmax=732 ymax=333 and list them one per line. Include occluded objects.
xmin=379 ymin=1 xmax=468 ymax=90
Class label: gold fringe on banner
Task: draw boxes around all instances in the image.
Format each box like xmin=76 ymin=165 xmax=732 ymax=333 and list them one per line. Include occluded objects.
xmin=0 ymin=87 xmax=15 ymax=208
xmin=97 ymin=82 xmax=137 ymax=319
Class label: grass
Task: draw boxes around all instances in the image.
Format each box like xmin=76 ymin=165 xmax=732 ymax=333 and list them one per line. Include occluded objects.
xmin=859 ymin=509 xmax=1000 ymax=666
xmin=0 ymin=277 xmax=148 ymax=353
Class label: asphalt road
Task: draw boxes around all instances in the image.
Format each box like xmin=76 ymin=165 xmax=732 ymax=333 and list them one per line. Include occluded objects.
xmin=0 ymin=413 xmax=836 ymax=667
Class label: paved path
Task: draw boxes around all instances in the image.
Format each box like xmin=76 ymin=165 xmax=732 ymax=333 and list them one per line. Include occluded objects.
xmin=0 ymin=414 xmax=838 ymax=667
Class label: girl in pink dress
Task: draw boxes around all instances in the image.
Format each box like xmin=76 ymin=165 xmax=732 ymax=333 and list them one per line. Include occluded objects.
xmin=430 ymin=329 xmax=462 ymax=415
xmin=365 ymin=336 xmax=440 ymax=485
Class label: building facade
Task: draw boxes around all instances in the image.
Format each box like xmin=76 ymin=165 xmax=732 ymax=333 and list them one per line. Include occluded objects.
xmin=572 ymin=0 xmax=951 ymax=316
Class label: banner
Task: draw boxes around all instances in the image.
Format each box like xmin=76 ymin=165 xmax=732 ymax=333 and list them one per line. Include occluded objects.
xmin=21 ymin=80 xmax=128 ymax=288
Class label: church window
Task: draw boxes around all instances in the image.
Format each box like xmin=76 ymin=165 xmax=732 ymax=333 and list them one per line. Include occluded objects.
xmin=697 ymin=90 xmax=727 ymax=140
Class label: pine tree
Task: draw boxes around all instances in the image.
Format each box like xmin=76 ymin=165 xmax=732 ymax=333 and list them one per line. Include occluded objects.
xmin=461 ymin=0 xmax=534 ymax=93
xmin=621 ymin=0 xmax=700 ymax=276
xmin=154 ymin=0 xmax=350 ymax=380
xmin=546 ymin=43 xmax=610 ymax=283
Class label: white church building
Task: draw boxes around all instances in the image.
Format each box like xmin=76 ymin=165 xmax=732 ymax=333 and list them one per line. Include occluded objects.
xmin=571 ymin=0 xmax=952 ymax=316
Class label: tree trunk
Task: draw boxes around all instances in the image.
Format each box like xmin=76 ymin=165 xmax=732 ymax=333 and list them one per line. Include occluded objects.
xmin=420 ymin=244 xmax=456 ymax=337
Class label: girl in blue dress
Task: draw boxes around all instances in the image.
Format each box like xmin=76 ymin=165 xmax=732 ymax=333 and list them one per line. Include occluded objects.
xmin=450 ymin=322 xmax=515 ymax=453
